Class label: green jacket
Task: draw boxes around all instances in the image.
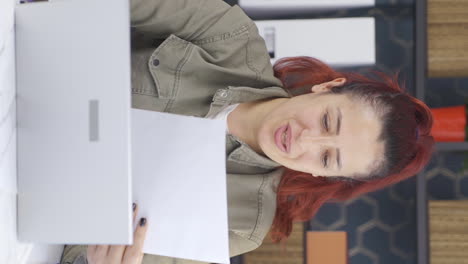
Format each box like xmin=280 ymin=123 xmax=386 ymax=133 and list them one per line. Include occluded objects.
xmin=61 ymin=0 xmax=290 ymax=263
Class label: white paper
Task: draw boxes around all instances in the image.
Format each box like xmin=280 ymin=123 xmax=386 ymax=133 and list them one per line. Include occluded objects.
xmin=132 ymin=109 xmax=230 ymax=264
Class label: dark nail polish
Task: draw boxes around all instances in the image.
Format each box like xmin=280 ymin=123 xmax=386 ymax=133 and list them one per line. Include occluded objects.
xmin=132 ymin=203 xmax=136 ymax=211
xmin=139 ymin=218 xmax=146 ymax=227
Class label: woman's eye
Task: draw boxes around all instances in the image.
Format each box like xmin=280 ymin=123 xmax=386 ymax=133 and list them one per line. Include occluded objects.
xmin=322 ymin=150 xmax=329 ymax=168
xmin=322 ymin=112 xmax=329 ymax=131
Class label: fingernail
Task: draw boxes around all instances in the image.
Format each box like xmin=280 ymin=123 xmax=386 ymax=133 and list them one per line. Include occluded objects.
xmin=132 ymin=203 xmax=136 ymax=211
xmin=139 ymin=218 xmax=146 ymax=227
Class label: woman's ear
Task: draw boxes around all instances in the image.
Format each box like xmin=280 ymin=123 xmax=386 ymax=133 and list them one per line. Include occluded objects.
xmin=311 ymin=78 xmax=347 ymax=93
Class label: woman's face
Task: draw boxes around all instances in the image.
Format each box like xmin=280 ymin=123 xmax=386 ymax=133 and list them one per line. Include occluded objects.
xmin=257 ymin=79 xmax=385 ymax=179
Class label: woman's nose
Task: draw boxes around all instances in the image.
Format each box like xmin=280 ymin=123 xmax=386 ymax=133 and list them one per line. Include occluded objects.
xmin=299 ymin=129 xmax=337 ymax=145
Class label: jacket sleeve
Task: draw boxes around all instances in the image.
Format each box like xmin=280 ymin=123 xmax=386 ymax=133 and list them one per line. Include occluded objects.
xmin=229 ymin=230 xmax=261 ymax=257
xmin=59 ymin=245 xmax=210 ymax=264
xmin=60 ymin=245 xmax=88 ymax=264
xmin=130 ymin=0 xmax=246 ymax=41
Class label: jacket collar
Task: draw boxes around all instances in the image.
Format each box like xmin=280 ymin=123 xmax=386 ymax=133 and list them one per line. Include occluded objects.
xmin=207 ymin=85 xmax=290 ymax=169
xmin=227 ymin=134 xmax=281 ymax=169
xmin=205 ymin=85 xmax=291 ymax=118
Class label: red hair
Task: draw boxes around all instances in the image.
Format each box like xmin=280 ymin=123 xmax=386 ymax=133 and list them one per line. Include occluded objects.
xmin=270 ymin=57 xmax=434 ymax=242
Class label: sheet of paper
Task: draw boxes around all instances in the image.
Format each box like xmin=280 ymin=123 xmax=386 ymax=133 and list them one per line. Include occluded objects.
xmin=132 ymin=109 xmax=229 ymax=264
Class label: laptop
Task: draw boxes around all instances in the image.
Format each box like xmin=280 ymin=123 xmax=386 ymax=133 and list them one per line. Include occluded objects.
xmin=15 ymin=0 xmax=132 ymax=244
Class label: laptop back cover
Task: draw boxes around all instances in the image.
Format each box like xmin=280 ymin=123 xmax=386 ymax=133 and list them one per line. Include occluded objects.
xmin=16 ymin=0 xmax=132 ymax=244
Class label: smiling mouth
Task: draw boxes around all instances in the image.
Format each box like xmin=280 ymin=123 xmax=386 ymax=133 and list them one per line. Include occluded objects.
xmin=275 ymin=124 xmax=290 ymax=153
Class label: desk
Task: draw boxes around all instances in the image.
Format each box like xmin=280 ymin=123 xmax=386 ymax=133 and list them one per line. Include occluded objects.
xmin=0 ymin=1 xmax=64 ymax=263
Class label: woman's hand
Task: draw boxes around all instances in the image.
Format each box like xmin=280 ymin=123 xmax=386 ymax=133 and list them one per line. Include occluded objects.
xmin=87 ymin=203 xmax=148 ymax=264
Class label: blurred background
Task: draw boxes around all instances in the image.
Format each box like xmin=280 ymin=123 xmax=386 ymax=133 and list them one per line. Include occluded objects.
xmin=1 ymin=0 xmax=467 ymax=263
xmin=225 ymin=1 xmax=468 ymax=264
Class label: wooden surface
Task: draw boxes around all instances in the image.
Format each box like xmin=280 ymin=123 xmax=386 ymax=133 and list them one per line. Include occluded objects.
xmin=429 ymin=201 xmax=468 ymax=264
xmin=306 ymin=232 xmax=347 ymax=264
xmin=428 ymin=0 xmax=468 ymax=77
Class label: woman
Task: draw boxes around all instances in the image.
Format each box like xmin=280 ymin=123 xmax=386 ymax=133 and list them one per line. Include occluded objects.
xmin=61 ymin=0 xmax=434 ymax=263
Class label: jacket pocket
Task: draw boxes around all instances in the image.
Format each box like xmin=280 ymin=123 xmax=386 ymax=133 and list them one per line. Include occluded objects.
xmin=147 ymin=34 xmax=194 ymax=110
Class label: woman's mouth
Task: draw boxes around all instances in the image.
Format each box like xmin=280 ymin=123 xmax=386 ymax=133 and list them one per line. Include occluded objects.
xmin=274 ymin=124 xmax=290 ymax=153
